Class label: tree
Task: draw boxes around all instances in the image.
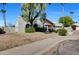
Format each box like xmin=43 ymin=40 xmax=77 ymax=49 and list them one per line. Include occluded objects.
xmin=40 ymin=12 xmax=46 ymax=31
xmin=0 ymin=3 xmax=7 ymax=27
xmin=21 ymin=3 xmax=46 ymax=27
xmin=59 ymin=16 xmax=73 ymax=27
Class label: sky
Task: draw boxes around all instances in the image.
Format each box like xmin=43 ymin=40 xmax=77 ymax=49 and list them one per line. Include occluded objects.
xmin=0 ymin=3 xmax=21 ymax=26
xmin=0 ymin=3 xmax=79 ymax=26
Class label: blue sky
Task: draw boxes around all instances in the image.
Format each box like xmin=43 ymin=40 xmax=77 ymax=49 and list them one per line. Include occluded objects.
xmin=0 ymin=3 xmax=21 ymax=26
xmin=46 ymin=3 xmax=79 ymax=23
xmin=0 ymin=3 xmax=79 ymax=26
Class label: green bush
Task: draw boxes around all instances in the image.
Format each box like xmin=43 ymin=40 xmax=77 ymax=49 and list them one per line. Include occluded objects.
xmin=58 ymin=28 xmax=67 ymax=36
xmin=25 ymin=27 xmax=35 ymax=33
xmin=34 ymin=27 xmax=47 ymax=32
xmin=53 ymin=30 xmax=58 ymax=33
xmin=35 ymin=27 xmax=43 ymax=32
xmin=49 ymin=29 xmax=53 ymax=32
xmin=52 ymin=29 xmax=59 ymax=33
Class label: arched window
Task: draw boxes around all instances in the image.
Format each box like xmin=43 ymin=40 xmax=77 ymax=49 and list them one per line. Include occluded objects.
xmin=25 ymin=24 xmax=30 ymax=28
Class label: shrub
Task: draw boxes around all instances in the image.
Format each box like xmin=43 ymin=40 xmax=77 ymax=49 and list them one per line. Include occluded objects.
xmin=71 ymin=25 xmax=76 ymax=30
xmin=52 ymin=30 xmax=58 ymax=33
xmin=25 ymin=27 xmax=35 ymax=33
xmin=58 ymin=28 xmax=67 ymax=36
xmin=34 ymin=27 xmax=47 ymax=32
xmin=35 ymin=27 xmax=43 ymax=32
xmin=33 ymin=24 xmax=44 ymax=32
xmin=49 ymin=29 xmax=53 ymax=32
xmin=0 ymin=28 xmax=6 ymax=34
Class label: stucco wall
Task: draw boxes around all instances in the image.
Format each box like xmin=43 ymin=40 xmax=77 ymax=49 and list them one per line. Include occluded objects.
xmin=15 ymin=16 xmax=26 ymax=32
xmin=15 ymin=17 xmax=43 ymax=33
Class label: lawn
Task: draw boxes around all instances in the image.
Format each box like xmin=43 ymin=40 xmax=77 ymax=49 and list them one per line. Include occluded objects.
xmin=0 ymin=32 xmax=57 ymax=51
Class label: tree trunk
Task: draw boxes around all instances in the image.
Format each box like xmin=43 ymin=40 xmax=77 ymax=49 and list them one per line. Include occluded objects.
xmin=30 ymin=21 xmax=33 ymax=28
xmin=3 ymin=13 xmax=6 ymax=27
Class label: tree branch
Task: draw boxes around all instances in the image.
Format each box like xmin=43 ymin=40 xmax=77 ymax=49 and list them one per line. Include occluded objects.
xmin=33 ymin=10 xmax=41 ymax=21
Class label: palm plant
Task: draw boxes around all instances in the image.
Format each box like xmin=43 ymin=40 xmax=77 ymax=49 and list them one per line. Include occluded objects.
xmin=60 ymin=3 xmax=64 ymax=28
xmin=0 ymin=3 xmax=7 ymax=27
xmin=70 ymin=11 xmax=74 ymax=14
xmin=60 ymin=3 xmax=64 ymax=16
xmin=69 ymin=11 xmax=75 ymax=23
xmin=69 ymin=11 xmax=74 ymax=18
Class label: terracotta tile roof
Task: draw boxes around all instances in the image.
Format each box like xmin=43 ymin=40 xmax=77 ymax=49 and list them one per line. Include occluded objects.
xmin=44 ymin=19 xmax=55 ymax=26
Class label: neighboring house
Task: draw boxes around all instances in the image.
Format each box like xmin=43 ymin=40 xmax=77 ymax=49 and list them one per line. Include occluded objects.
xmin=15 ymin=16 xmax=55 ymax=32
xmin=44 ymin=19 xmax=55 ymax=31
xmin=73 ymin=23 xmax=79 ymax=30
xmin=54 ymin=23 xmax=63 ymax=30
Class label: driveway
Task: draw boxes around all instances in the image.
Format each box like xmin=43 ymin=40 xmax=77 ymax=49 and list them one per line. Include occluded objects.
xmin=0 ymin=34 xmax=78 ymax=55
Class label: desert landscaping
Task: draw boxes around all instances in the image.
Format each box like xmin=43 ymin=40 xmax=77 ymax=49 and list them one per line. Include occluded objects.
xmin=0 ymin=32 xmax=58 ymax=51
xmin=0 ymin=3 xmax=79 ymax=55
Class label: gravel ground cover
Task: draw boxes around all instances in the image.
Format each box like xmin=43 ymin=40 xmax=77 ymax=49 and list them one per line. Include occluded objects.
xmin=0 ymin=32 xmax=57 ymax=51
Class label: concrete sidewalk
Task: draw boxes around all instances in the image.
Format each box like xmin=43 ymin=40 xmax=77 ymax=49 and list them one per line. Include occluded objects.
xmin=0 ymin=36 xmax=78 ymax=55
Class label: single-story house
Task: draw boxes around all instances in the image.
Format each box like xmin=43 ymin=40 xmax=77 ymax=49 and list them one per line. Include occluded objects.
xmin=54 ymin=23 xmax=63 ymax=30
xmin=15 ymin=16 xmax=55 ymax=32
xmin=44 ymin=19 xmax=55 ymax=32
